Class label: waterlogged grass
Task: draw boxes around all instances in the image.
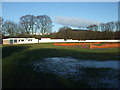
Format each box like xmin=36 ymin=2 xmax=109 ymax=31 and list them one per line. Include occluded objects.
xmin=2 ymin=43 xmax=120 ymax=88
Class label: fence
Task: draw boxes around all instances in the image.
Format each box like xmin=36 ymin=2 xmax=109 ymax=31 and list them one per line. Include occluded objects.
xmin=54 ymin=42 xmax=120 ymax=49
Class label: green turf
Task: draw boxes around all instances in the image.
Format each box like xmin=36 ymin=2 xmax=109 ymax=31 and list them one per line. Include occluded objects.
xmin=2 ymin=43 xmax=120 ymax=88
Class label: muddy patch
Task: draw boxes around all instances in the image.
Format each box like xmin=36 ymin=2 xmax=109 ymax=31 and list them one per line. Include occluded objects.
xmin=33 ymin=57 xmax=119 ymax=88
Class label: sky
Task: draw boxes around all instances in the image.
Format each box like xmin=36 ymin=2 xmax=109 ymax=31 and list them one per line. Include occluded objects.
xmin=2 ymin=2 xmax=118 ymax=32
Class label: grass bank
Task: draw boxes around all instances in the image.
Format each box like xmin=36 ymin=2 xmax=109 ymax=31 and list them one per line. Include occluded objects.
xmin=2 ymin=43 xmax=120 ymax=88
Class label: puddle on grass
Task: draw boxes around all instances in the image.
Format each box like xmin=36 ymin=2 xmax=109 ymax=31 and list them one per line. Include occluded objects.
xmin=33 ymin=57 xmax=119 ymax=88
xmin=33 ymin=57 xmax=119 ymax=71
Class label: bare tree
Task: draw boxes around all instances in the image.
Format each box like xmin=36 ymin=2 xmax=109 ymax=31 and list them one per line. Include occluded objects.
xmin=20 ymin=15 xmax=52 ymax=35
xmin=109 ymin=22 xmax=115 ymax=31
xmin=36 ymin=15 xmax=52 ymax=35
xmin=115 ymin=21 xmax=120 ymax=31
xmin=20 ymin=15 xmax=35 ymax=35
xmin=87 ymin=24 xmax=98 ymax=31
xmin=2 ymin=21 xmax=18 ymax=36
xmin=92 ymin=25 xmax=98 ymax=31
xmin=99 ymin=23 xmax=106 ymax=31
xmin=35 ymin=16 xmax=42 ymax=35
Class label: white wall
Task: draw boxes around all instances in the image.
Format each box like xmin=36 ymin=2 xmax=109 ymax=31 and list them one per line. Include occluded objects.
xmin=39 ymin=38 xmax=119 ymax=43
xmin=3 ymin=38 xmax=39 ymax=44
xmin=18 ymin=39 xmax=38 ymax=44
xmin=3 ymin=38 xmax=120 ymax=44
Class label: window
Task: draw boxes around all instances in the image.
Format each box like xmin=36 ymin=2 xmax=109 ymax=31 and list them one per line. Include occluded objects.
xmin=18 ymin=40 xmax=20 ymax=42
xmin=21 ymin=40 xmax=24 ymax=42
xmin=14 ymin=39 xmax=17 ymax=43
xmin=10 ymin=40 xmax=13 ymax=44
xmin=28 ymin=39 xmax=32 ymax=41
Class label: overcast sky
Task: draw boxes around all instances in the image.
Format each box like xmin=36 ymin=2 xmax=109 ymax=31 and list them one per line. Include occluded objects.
xmin=2 ymin=2 xmax=118 ymax=31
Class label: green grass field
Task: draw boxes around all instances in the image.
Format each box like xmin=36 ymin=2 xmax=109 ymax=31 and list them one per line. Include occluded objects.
xmin=2 ymin=43 xmax=120 ymax=88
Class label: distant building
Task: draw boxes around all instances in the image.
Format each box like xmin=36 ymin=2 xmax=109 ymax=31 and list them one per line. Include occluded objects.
xmin=2 ymin=38 xmax=38 ymax=44
xmin=72 ymin=29 xmax=88 ymax=32
xmin=2 ymin=38 xmax=119 ymax=44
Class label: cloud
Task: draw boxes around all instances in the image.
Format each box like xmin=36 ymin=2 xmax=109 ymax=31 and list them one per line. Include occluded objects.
xmin=53 ymin=16 xmax=100 ymax=28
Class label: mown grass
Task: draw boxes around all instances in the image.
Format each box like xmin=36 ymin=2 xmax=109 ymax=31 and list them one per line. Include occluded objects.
xmin=2 ymin=43 xmax=120 ymax=88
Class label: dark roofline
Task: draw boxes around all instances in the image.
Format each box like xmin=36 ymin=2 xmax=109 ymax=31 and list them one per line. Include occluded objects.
xmin=72 ymin=29 xmax=88 ymax=31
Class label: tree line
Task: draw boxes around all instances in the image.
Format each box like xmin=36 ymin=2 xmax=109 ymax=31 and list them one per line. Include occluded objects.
xmin=86 ymin=22 xmax=119 ymax=31
xmin=1 ymin=15 xmax=52 ymax=38
xmin=50 ymin=26 xmax=120 ymax=40
xmin=0 ymin=15 xmax=120 ymax=40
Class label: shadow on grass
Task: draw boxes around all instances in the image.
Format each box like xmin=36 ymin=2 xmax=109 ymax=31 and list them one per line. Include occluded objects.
xmin=2 ymin=63 xmax=92 ymax=88
xmin=3 ymin=60 xmax=119 ymax=88
xmin=22 ymin=48 xmax=118 ymax=62
xmin=2 ymin=45 xmax=31 ymax=59
xmin=2 ymin=47 xmax=119 ymax=88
